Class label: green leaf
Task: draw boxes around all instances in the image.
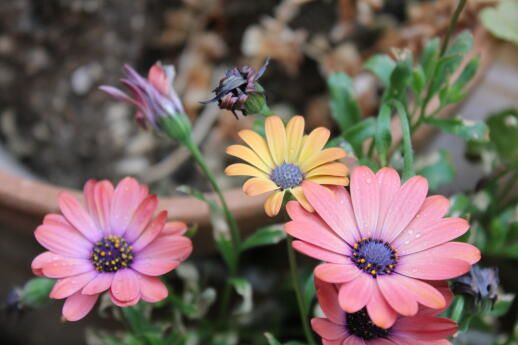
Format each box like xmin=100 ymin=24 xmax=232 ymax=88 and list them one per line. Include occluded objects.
xmin=342 ymin=117 xmax=376 ymax=157
xmin=375 ymin=104 xmax=392 ymax=166
xmin=383 ymin=51 xmax=413 ymax=102
xmin=303 ymin=272 xmax=316 ymax=314
xmin=411 ymin=66 xmax=426 ymax=96
xmin=363 ymin=54 xmax=395 ymax=86
xmin=264 ymin=333 xmax=282 ymax=345
xmin=20 ymin=278 xmax=54 ymax=307
xmin=327 ymin=72 xmax=361 ymax=132
xmin=392 ymin=100 xmax=414 ymax=180
xmin=486 ymin=108 xmax=518 ymax=167
xmin=424 ymin=116 xmax=489 ymax=142
xmin=480 ymin=0 xmax=518 ymax=45
xmin=489 ymin=293 xmax=515 ymax=317
xmin=229 ymin=278 xmax=253 ymax=315
xmin=416 ymin=150 xmax=455 ymax=190
xmin=240 ymin=224 xmax=286 ymax=252
xmin=440 ymin=56 xmax=480 ymax=105
xmin=420 ymin=37 xmax=440 ymax=80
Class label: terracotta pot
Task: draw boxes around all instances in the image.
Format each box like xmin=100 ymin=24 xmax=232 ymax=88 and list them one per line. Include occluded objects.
xmin=0 ymin=27 xmax=495 ymax=252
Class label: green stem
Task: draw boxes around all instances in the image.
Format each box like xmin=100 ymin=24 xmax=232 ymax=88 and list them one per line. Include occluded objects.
xmin=184 ymin=138 xmax=241 ymax=319
xmin=286 ymin=236 xmax=317 ymax=345
xmin=393 ymin=100 xmax=414 ymax=180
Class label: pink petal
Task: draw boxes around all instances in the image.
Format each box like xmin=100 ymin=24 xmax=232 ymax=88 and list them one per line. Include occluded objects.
xmin=323 ymin=339 xmax=345 ymax=345
xmin=32 ymin=252 xmax=61 ymax=276
xmin=397 ymin=254 xmax=471 ymax=280
xmin=42 ymin=257 xmax=93 ymax=278
xmin=366 ymin=284 xmax=397 ymax=328
xmin=83 ymin=180 xmax=98 ymax=223
xmin=132 ymin=211 xmax=168 ymax=251
xmin=315 ymin=263 xmax=361 ymax=283
xmin=392 ymin=316 xmax=458 ymax=341
xmin=93 ymin=180 xmax=114 ymax=234
xmin=131 ymin=259 xmax=180 ymax=276
xmin=50 ymin=271 xmax=97 ymax=299
xmin=110 ymin=177 xmax=146 ymax=236
xmin=370 ymin=339 xmax=398 ymax=345
xmin=111 ymin=269 xmax=140 ymax=302
xmin=302 ymin=182 xmax=360 ymax=245
xmin=137 ymin=234 xmax=192 ymax=261
xmin=338 ymin=274 xmax=373 ymax=313
xmin=315 ymin=279 xmax=345 ymax=324
xmin=292 ymin=241 xmax=349 ymax=264
xmin=284 ymin=220 xmax=348 ymax=256
xmin=350 ymin=166 xmax=379 ymax=238
xmin=377 ymin=275 xmax=418 ymax=316
xmin=286 ymin=200 xmax=331 ymax=230
xmin=161 ymin=221 xmax=188 ymax=236
xmin=374 ymin=168 xmax=400 ymax=239
xmin=342 ymin=336 xmax=365 ymax=345
xmin=59 ymin=192 xmax=102 ymax=242
xmin=124 ymin=195 xmax=159 ymax=243
xmin=416 ymin=242 xmax=480 ymax=264
xmin=392 ymin=195 xmax=449 ymax=247
xmin=109 ymin=290 xmax=140 ymax=307
xmin=139 ymin=274 xmax=168 ymax=303
xmin=394 ymin=274 xmax=446 ymax=310
xmin=82 ymin=273 xmax=114 ymax=295
xmin=382 ymin=176 xmax=428 ymax=242
xmin=62 ymin=292 xmax=99 ymax=322
xmin=311 ymin=318 xmax=347 ymax=340
xmin=396 ymin=218 xmax=471 ymax=255
xmin=35 ymin=221 xmax=91 ymax=258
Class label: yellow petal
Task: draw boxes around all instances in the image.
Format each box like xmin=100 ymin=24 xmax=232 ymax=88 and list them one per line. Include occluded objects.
xmin=226 ymin=145 xmax=272 ymax=173
xmin=264 ymin=190 xmax=285 ymax=217
xmin=238 ymin=130 xmax=274 ymax=168
xmin=225 ymin=163 xmax=268 ymax=178
xmin=265 ymin=116 xmax=287 ymax=166
xmin=306 ymin=176 xmax=350 ymax=186
xmin=298 ymin=127 xmax=330 ymax=164
xmin=242 ymin=178 xmax=279 ymax=196
xmin=290 ymin=186 xmax=314 ymax=212
xmin=306 ymin=162 xmax=349 ymax=178
xmin=300 ymin=147 xmax=347 ymax=172
xmin=285 ymin=116 xmax=305 ymax=163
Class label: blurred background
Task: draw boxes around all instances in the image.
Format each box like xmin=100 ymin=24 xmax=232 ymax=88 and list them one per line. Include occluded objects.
xmin=0 ymin=0 xmax=516 ymax=344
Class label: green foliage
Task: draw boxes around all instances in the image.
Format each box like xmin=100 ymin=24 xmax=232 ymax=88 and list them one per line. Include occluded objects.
xmin=327 ymin=72 xmax=361 ymax=132
xmin=303 ymin=272 xmax=316 ymax=315
xmin=374 ymin=104 xmax=392 ymax=166
xmin=229 ymin=278 xmax=253 ymax=315
xmin=240 ymin=224 xmax=286 ymax=252
xmin=424 ymin=116 xmax=488 ymax=142
xmin=20 ymin=278 xmax=54 ymax=308
xmin=487 ymin=109 xmax=518 ymax=167
xmin=364 ymin=54 xmax=395 ymax=86
xmin=416 ymin=150 xmax=455 ymax=190
xmin=341 ymin=117 xmax=376 ymax=157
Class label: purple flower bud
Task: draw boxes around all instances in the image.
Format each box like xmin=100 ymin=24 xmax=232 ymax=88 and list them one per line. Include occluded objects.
xmin=100 ymin=62 xmax=185 ymax=130
xmin=453 ymin=265 xmax=499 ymax=306
xmin=202 ymin=59 xmax=269 ymax=118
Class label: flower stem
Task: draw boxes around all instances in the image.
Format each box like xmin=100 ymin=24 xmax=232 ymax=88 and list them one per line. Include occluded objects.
xmin=286 ymin=236 xmax=317 ymax=345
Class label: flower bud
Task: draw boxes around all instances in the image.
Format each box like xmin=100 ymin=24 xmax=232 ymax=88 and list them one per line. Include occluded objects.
xmin=453 ymin=265 xmax=499 ymax=309
xmin=100 ymin=62 xmax=192 ymax=143
xmin=202 ymin=59 xmax=269 ymax=118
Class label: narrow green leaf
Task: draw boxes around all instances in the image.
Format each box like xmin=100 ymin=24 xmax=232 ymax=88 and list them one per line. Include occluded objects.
xmin=240 ymin=224 xmax=286 ymax=252
xmin=375 ymin=104 xmax=392 ymax=166
xmin=342 ymin=117 xmax=376 ymax=157
xmin=363 ymin=54 xmax=395 ymax=86
xmin=229 ymin=278 xmax=253 ymax=315
xmin=264 ymin=333 xmax=282 ymax=345
xmin=303 ymin=272 xmax=316 ymax=314
xmin=383 ymin=51 xmax=413 ymax=102
xmin=392 ymin=100 xmax=414 ymax=180
xmin=420 ymin=37 xmax=440 ymax=80
xmin=424 ymin=116 xmax=489 ymax=142
xmin=327 ymin=72 xmax=361 ymax=132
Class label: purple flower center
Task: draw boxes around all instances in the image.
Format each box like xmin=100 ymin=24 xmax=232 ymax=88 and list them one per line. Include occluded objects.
xmin=352 ymin=238 xmax=397 ymax=277
xmin=346 ymin=308 xmax=390 ymax=340
xmin=271 ymin=163 xmax=304 ymax=190
xmin=91 ymin=236 xmax=134 ymax=273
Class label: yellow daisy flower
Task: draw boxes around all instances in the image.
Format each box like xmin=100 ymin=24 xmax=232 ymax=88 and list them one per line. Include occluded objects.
xmin=225 ymin=115 xmax=349 ymax=217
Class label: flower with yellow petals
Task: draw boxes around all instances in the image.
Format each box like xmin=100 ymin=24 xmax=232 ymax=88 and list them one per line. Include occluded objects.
xmin=225 ymin=115 xmax=349 ymax=217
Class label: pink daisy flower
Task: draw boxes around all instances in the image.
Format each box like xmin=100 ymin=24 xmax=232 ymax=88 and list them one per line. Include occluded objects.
xmin=31 ymin=177 xmax=193 ymax=321
xmin=312 ymin=278 xmax=458 ymax=345
xmin=285 ymin=166 xmax=480 ymax=328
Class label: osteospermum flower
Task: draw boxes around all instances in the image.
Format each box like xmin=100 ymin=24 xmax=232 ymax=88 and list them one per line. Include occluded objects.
xmin=312 ymin=278 xmax=458 ymax=345
xmin=285 ymin=166 xmax=480 ymax=327
xmin=100 ymin=63 xmax=191 ymax=142
xmin=225 ymin=115 xmax=349 ymax=217
xmin=31 ymin=178 xmax=192 ymax=321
